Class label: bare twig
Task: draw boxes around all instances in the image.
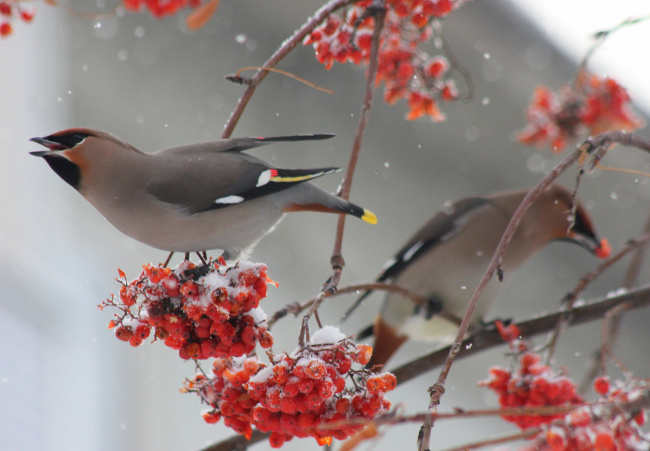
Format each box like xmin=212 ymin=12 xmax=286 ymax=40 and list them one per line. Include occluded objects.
xmin=298 ymin=1 xmax=387 ymax=347
xmin=221 ymin=0 xmax=356 ymax=138
xmin=577 ymin=15 xmax=650 ymax=76
xmin=623 ymin=213 xmax=650 ymax=288
xmin=439 ymin=429 xmax=541 ymax=451
xmin=600 ymin=302 xmax=636 ymax=378
xmin=544 ymin=231 xmax=650 ymax=364
xmin=579 ymin=215 xmax=650 ymax=392
xmin=267 ymin=282 xmax=461 ymax=330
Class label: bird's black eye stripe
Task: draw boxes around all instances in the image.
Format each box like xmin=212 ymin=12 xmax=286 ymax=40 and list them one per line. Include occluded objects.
xmin=48 ymin=132 xmax=91 ymax=149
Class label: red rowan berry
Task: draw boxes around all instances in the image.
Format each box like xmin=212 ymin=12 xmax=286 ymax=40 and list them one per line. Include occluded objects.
xmin=593 ymin=376 xmax=610 ymax=396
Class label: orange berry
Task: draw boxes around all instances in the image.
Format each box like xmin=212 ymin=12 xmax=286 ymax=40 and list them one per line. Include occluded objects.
xmin=115 ymin=325 xmax=133 ymax=342
xmin=355 ymin=344 xmax=373 ymax=365
xmin=305 ymin=359 xmax=325 ymax=379
xmin=594 ymin=432 xmax=616 ymax=451
xmin=202 ymin=410 xmax=221 ymax=424
xmin=381 ymin=373 xmax=397 ymax=391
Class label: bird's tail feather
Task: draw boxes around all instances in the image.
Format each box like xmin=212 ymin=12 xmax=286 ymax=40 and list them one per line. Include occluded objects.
xmin=256 ymin=134 xmax=335 ymax=143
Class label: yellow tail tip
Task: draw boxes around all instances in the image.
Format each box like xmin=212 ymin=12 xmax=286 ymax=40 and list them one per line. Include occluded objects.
xmin=361 ymin=209 xmax=377 ymax=224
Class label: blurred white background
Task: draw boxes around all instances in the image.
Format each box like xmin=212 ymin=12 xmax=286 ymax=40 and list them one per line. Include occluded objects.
xmin=2 ymin=1 xmax=650 ymax=450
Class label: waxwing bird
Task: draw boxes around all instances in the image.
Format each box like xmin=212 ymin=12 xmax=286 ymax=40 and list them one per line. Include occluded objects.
xmin=344 ymin=183 xmax=610 ymax=368
xmin=30 ymin=128 xmax=377 ymax=260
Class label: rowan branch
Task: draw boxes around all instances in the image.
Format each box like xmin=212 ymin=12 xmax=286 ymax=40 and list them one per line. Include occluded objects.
xmin=543 ymin=231 xmax=650 ymax=363
xmin=221 ymin=0 xmax=357 ymax=138
xmin=298 ymin=1 xmax=387 ymax=347
xmin=268 ymin=282 xmax=462 ymax=330
xmin=393 ymin=283 xmax=650 ymax=385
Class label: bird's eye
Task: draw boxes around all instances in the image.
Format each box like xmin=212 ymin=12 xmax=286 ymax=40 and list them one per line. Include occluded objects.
xmin=72 ymin=134 xmax=86 ymax=145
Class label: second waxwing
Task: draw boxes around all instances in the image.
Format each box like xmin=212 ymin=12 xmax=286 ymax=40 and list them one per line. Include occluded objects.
xmin=30 ymin=128 xmax=377 ymax=260
xmin=343 ymin=183 xmax=610 ymax=368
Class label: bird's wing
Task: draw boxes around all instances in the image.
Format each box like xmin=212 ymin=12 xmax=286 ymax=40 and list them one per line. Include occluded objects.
xmin=155 ymin=134 xmax=335 ymax=155
xmin=342 ymin=196 xmax=490 ymax=320
xmin=145 ymin=150 xmax=340 ymax=214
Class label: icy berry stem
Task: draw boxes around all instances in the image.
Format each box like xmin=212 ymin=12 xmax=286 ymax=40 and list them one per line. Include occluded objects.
xmin=221 ymin=0 xmax=356 ymax=138
xmin=417 ymin=131 xmax=650 ymax=451
xmin=268 ymin=282 xmax=460 ymax=330
xmin=299 ymin=1 xmax=387 ymax=347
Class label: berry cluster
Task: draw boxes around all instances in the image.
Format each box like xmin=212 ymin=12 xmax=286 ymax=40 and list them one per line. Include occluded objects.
xmin=122 ymin=0 xmax=203 ymax=18
xmin=185 ymin=357 xmax=265 ymax=439
xmin=0 ymin=1 xmax=35 ymax=38
xmin=101 ymin=258 xmax=276 ymax=360
xmin=304 ymin=0 xmax=468 ymax=122
xmin=479 ymin=352 xmax=583 ymax=429
xmin=518 ymin=377 xmax=650 ymax=451
xmin=517 ymin=72 xmax=644 ymax=152
xmin=186 ymin=326 xmax=396 ymax=448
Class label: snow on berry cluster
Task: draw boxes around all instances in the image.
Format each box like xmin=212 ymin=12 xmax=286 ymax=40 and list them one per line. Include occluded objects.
xmin=516 ymin=376 xmax=650 ymax=451
xmin=480 ymin=351 xmax=583 ymax=429
xmin=186 ymin=356 xmax=264 ymax=440
xmin=122 ymin=0 xmax=203 ymax=18
xmin=304 ymin=0 xmax=469 ymax=122
xmin=185 ymin=326 xmax=396 ymax=448
xmin=0 ymin=1 xmax=35 ymax=38
xmin=101 ymin=258 xmax=275 ymax=360
xmin=517 ymin=71 xmax=644 ymax=153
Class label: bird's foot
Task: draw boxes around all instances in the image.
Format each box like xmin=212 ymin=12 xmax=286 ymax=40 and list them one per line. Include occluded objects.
xmin=413 ymin=295 xmax=444 ymax=320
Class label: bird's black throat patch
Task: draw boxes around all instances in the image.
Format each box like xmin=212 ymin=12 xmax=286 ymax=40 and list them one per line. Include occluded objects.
xmin=42 ymin=155 xmax=81 ymax=191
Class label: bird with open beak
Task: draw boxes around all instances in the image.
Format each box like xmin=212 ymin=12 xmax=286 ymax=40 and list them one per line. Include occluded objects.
xmin=30 ymin=128 xmax=376 ymax=260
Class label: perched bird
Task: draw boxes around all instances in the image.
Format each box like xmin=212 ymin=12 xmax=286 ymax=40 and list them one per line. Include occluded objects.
xmin=344 ymin=183 xmax=610 ymax=368
xmin=30 ymin=128 xmax=376 ymax=259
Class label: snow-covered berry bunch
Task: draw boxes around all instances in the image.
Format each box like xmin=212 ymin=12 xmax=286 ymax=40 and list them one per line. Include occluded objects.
xmin=480 ymin=352 xmax=584 ymax=429
xmin=517 ymin=71 xmax=644 ymax=153
xmin=185 ymin=356 xmax=265 ymax=440
xmin=480 ymin=323 xmax=583 ymax=429
xmin=101 ymin=258 xmax=276 ymax=360
xmin=186 ymin=326 xmax=396 ymax=448
xmin=517 ymin=376 xmax=650 ymax=451
xmin=304 ymin=0 xmax=468 ymax=122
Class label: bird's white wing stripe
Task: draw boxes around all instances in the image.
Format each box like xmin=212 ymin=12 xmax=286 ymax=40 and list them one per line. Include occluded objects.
xmin=257 ymin=169 xmax=272 ymax=187
xmin=402 ymin=240 xmax=425 ymax=262
xmin=215 ymin=195 xmax=245 ymax=204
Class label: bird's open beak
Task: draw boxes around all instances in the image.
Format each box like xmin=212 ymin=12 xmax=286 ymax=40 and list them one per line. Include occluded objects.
xmin=29 ymin=137 xmax=69 ymax=154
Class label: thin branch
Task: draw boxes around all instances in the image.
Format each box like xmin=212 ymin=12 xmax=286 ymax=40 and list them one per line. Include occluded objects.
xmin=439 ymin=429 xmax=540 ymax=451
xmin=623 ymin=213 xmax=650 ymax=288
xmin=298 ymin=1 xmax=387 ymax=346
xmin=393 ymin=284 xmax=650 ymax=385
xmin=267 ymin=282 xmax=460 ymax=330
xmin=577 ymin=15 xmax=650 ymax=76
xmin=579 ymin=215 xmax=650 ymax=392
xmin=544 ymin=231 xmax=650 ymax=364
xmin=221 ymin=0 xmax=356 ymax=138
xmin=600 ymin=301 xmax=636 ymax=378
